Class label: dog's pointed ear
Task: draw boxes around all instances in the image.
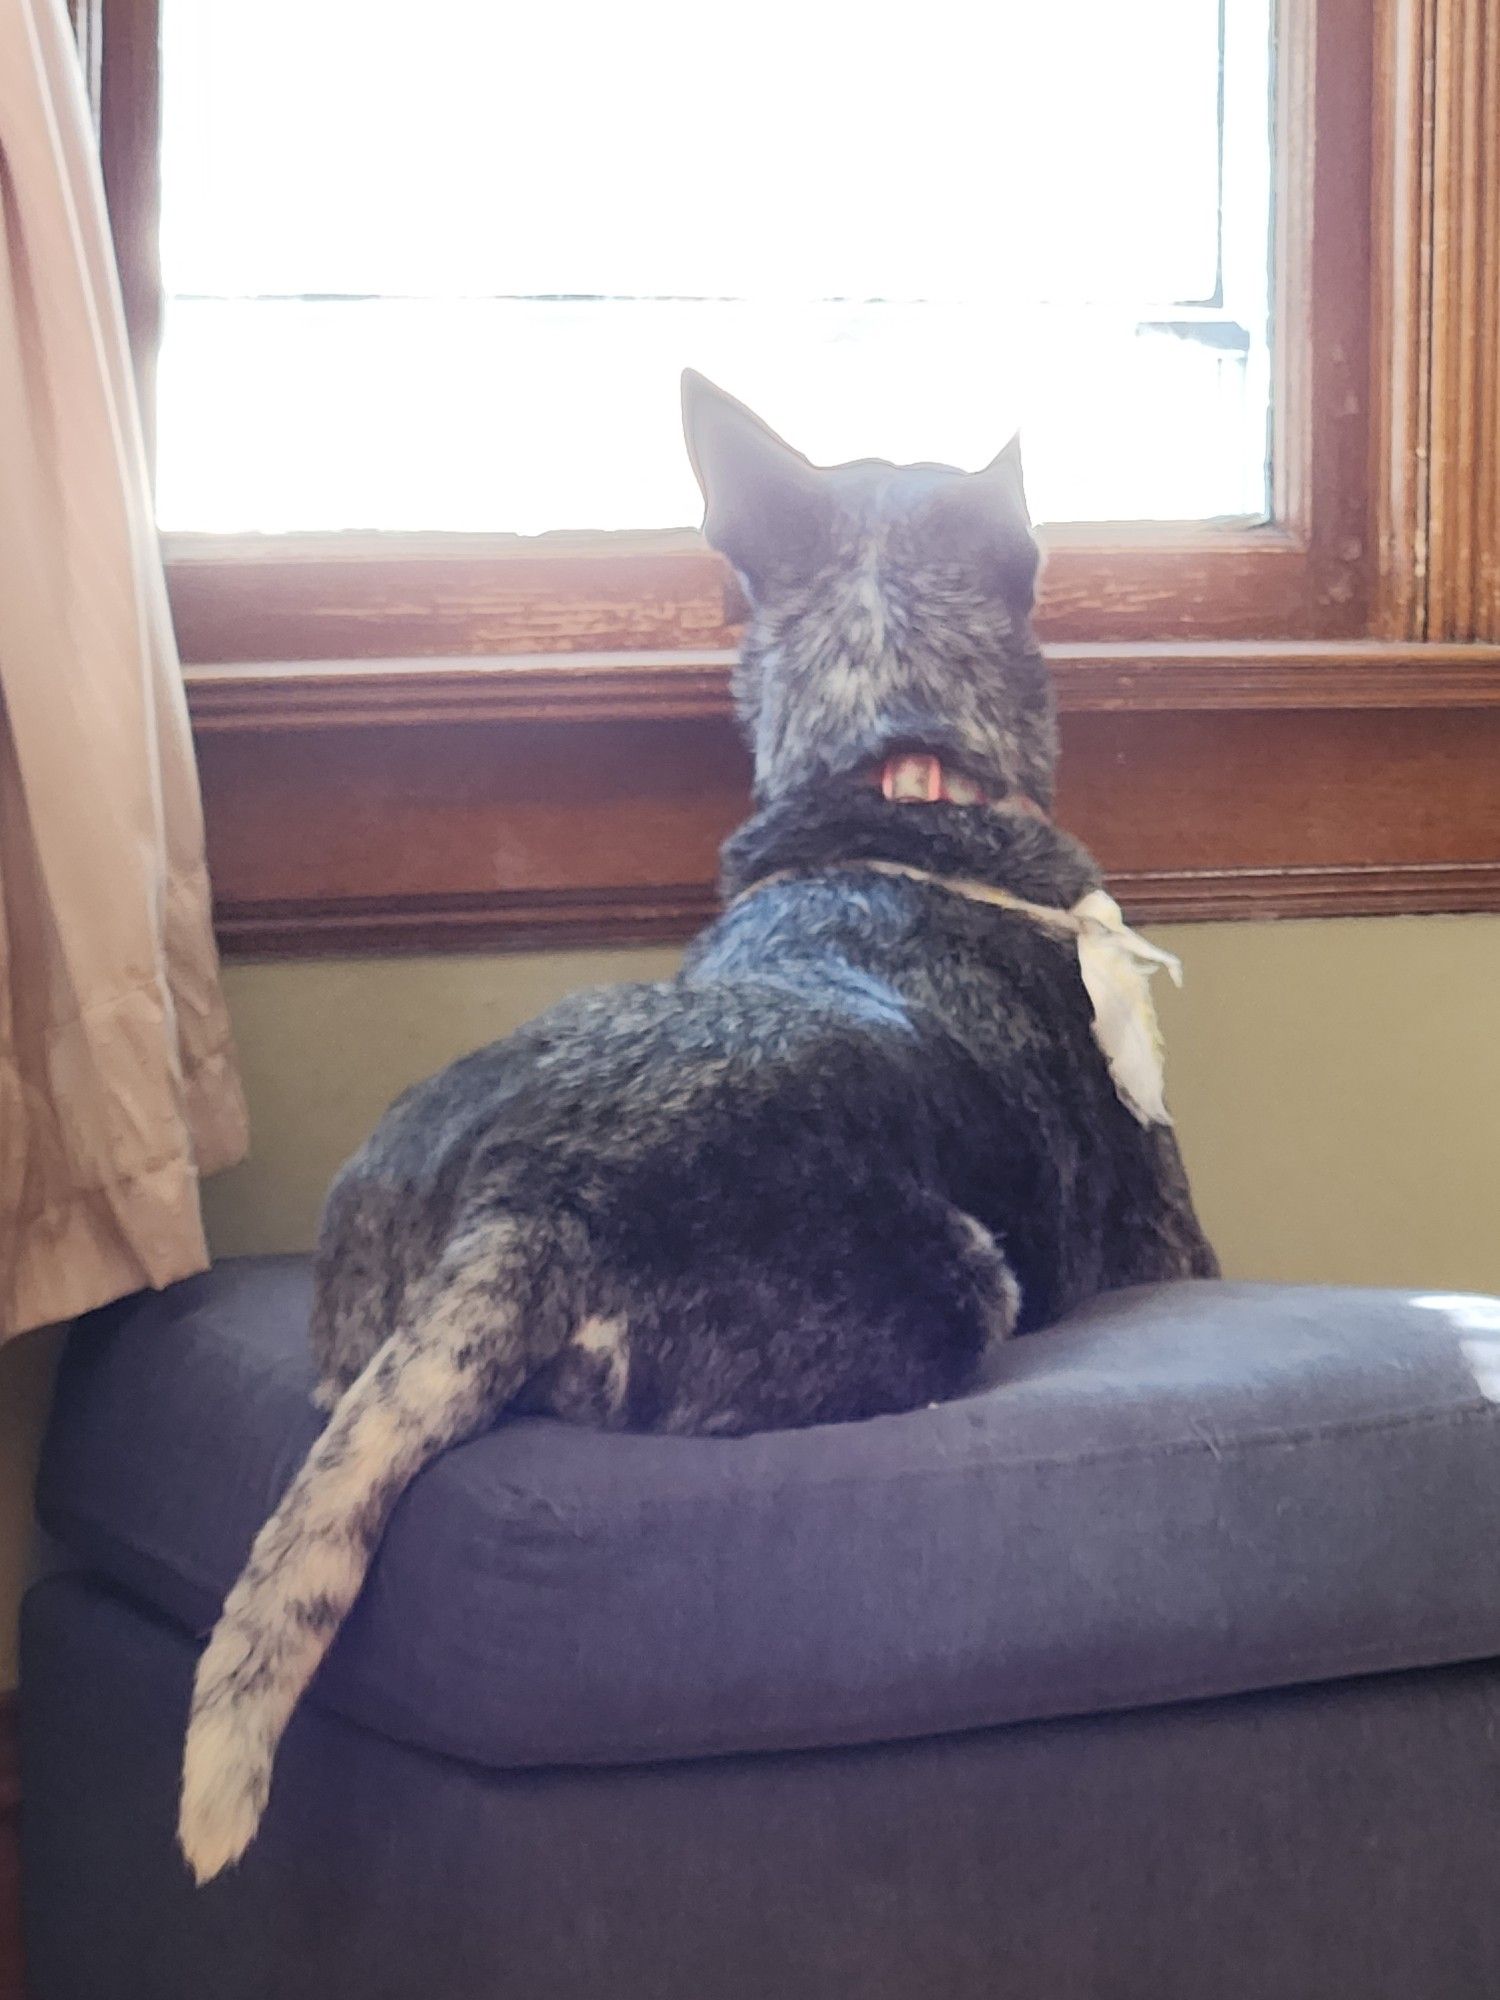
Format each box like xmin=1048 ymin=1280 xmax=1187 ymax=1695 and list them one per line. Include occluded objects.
xmin=980 ymin=431 xmax=1031 ymax=522
xmin=920 ymin=430 xmax=1040 ymax=612
xmin=681 ymin=370 xmax=831 ymax=594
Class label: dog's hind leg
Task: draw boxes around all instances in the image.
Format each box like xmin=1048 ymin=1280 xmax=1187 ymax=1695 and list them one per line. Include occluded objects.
xmin=307 ymin=1160 xmax=412 ymax=1407
xmin=860 ymin=1190 xmax=1023 ymax=1409
xmin=942 ymin=1204 xmax=1023 ymax=1355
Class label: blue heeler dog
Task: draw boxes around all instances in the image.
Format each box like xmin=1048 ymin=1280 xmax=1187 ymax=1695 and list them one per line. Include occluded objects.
xmin=179 ymin=372 xmax=1218 ymax=1881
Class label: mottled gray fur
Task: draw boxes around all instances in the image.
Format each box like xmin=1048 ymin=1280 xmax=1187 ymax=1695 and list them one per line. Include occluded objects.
xmin=179 ymin=372 xmax=1217 ymax=1882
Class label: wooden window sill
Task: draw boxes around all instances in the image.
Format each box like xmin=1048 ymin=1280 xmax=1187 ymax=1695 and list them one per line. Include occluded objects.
xmin=188 ymin=641 xmax=1500 ymax=955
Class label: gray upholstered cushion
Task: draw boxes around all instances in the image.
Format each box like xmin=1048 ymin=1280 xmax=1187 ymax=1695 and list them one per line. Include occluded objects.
xmin=38 ymin=1257 xmax=1500 ymax=1770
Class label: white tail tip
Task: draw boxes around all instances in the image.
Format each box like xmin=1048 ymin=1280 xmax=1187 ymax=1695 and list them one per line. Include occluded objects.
xmin=178 ymin=1703 xmax=272 ymax=1884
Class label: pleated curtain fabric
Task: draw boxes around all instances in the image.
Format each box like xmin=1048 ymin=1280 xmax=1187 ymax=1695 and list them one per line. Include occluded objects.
xmin=0 ymin=0 xmax=248 ymax=1340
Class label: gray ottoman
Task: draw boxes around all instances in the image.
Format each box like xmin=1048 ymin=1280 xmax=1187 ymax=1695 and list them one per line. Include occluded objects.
xmin=20 ymin=1258 xmax=1500 ymax=1997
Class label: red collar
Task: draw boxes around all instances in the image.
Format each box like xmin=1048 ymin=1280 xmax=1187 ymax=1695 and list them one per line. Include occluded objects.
xmin=866 ymin=752 xmax=1048 ymax=820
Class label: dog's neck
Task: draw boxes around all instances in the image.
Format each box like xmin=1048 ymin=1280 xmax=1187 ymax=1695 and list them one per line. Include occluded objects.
xmin=719 ymin=776 xmax=1096 ymax=914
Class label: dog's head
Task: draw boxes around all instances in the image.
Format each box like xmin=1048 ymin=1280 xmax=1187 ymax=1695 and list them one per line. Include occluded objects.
xmin=682 ymin=370 xmax=1057 ymax=810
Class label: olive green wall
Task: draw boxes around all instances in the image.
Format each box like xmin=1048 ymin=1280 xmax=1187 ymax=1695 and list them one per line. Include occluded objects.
xmin=5 ymin=915 xmax=1499 ymax=1686
xmin=197 ymin=917 xmax=1500 ymax=1291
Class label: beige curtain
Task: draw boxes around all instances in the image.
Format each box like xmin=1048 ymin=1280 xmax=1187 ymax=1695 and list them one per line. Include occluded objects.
xmin=0 ymin=0 xmax=248 ymax=1341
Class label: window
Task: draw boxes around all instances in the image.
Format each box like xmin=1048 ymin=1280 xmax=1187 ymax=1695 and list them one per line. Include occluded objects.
xmin=89 ymin=0 xmax=1500 ymax=950
xmin=156 ymin=0 xmax=1272 ymax=535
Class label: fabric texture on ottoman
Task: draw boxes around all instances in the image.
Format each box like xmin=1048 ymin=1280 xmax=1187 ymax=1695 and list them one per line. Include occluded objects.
xmin=36 ymin=1258 xmax=1500 ymax=1771
xmin=22 ymin=1572 xmax=1500 ymax=2000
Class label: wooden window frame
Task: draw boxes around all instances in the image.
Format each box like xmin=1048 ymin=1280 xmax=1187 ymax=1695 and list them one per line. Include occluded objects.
xmin=89 ymin=0 xmax=1500 ymax=951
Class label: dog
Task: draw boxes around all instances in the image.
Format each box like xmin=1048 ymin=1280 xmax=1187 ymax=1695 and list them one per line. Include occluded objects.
xmin=178 ymin=371 xmax=1218 ymax=1882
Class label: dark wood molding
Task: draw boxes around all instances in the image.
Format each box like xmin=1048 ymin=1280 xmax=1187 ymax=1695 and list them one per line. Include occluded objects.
xmin=0 ymin=1694 xmax=21 ymax=2000
xmin=167 ymin=540 xmax=738 ymax=667
xmin=214 ymin=888 xmax=725 ymax=958
xmin=197 ymin=665 xmax=1500 ymax=955
xmin=184 ymin=641 xmax=1500 ymax=734
xmin=1107 ymin=860 xmax=1500 ymax=922
xmin=162 ymin=527 xmax=1375 ymax=668
xmin=213 ymin=864 xmax=1500 ymax=959
xmin=1046 ymin=640 xmax=1500 ymax=711
xmin=187 ymin=649 xmax=738 ymax=731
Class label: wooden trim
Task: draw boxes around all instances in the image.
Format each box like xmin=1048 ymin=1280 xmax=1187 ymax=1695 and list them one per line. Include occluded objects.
xmin=1267 ymin=0 xmax=1377 ymax=624
xmin=1480 ymin=0 xmax=1500 ymax=640
xmin=167 ymin=539 xmax=738 ymax=667
xmin=1046 ymin=639 xmax=1500 ymax=710
xmin=1425 ymin=0 xmax=1500 ymax=637
xmin=215 ymin=889 xmax=724 ymax=958
xmin=161 ymin=529 xmax=1373 ymax=666
xmin=196 ymin=658 xmax=1500 ymax=956
xmin=1108 ymin=860 xmax=1500 ymax=921
xmin=213 ymin=864 xmax=1500 ymax=958
xmin=0 ymin=1694 xmax=21 ymax=2000
xmin=1371 ymin=0 xmax=1433 ymax=637
xmin=1377 ymin=0 xmax=1500 ymax=641
xmin=184 ymin=641 xmax=1500 ymax=733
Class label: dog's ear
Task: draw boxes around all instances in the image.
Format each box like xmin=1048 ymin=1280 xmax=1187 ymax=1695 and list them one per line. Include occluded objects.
xmin=921 ymin=431 xmax=1040 ymax=613
xmin=681 ymin=370 xmax=831 ymax=594
xmin=982 ymin=432 xmax=1031 ymax=521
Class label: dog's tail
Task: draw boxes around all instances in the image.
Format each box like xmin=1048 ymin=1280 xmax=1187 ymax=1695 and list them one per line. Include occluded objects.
xmin=178 ymin=1225 xmax=541 ymax=1884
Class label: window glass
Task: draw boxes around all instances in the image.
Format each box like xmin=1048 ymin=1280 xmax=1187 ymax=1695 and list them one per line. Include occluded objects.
xmin=156 ymin=0 xmax=1273 ymax=532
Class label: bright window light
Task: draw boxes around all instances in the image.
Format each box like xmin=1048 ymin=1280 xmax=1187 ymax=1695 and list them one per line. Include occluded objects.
xmin=156 ymin=0 xmax=1273 ymax=534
